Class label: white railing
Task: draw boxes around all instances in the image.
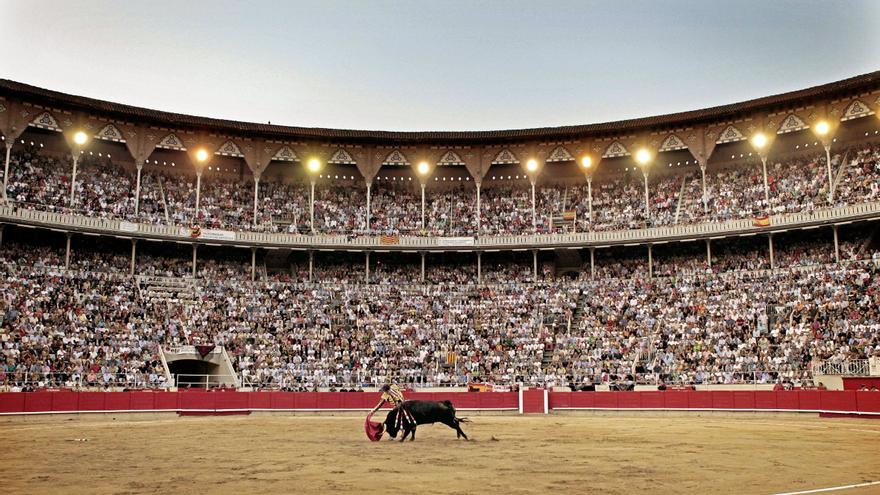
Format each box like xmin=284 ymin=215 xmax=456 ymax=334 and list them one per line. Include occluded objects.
xmin=0 ymin=371 xmax=166 ymax=390
xmin=1 ymin=368 xmax=828 ymax=391
xmin=2 ymin=201 xmax=879 ymax=250
xmin=174 ymin=373 xmax=239 ymax=388
xmin=813 ymin=360 xmax=871 ymax=377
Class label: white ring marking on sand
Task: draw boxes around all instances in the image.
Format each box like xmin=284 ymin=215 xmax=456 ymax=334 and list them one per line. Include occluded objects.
xmin=772 ymin=480 xmax=880 ymax=495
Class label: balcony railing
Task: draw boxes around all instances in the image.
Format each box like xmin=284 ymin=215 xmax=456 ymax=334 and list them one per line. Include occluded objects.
xmin=1 ymin=201 xmax=879 ymax=250
xmin=813 ymin=360 xmax=872 ymax=377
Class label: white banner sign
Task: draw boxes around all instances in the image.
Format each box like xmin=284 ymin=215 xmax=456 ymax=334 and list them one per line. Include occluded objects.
xmin=437 ymin=237 xmax=475 ymax=246
xmin=118 ymin=221 xmax=139 ymax=233
xmin=199 ymin=229 xmax=236 ymax=241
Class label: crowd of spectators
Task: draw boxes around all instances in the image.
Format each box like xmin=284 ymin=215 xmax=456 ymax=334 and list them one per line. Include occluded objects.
xmin=836 ymin=143 xmax=880 ymax=205
xmin=4 ymin=142 xmax=880 ymax=237
xmin=548 ymin=262 xmax=880 ymax=388
xmin=1 ymin=227 xmax=878 ymax=391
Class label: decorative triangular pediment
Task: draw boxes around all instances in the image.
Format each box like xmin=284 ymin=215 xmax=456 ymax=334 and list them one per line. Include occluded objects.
xmin=841 ymin=99 xmax=874 ymax=121
xmin=215 ymin=140 xmax=244 ymax=157
xmin=94 ymin=124 xmax=125 ymax=143
xmin=776 ymin=114 xmax=809 ymax=134
xmin=328 ymin=148 xmax=356 ymax=164
xmin=715 ymin=125 xmax=746 ymax=144
xmin=658 ymin=134 xmax=687 ymax=152
xmin=271 ymin=145 xmax=299 ymax=162
xmin=29 ymin=111 xmax=62 ymax=131
xmin=382 ymin=149 xmax=409 ymax=166
xmin=437 ymin=150 xmax=464 ymax=166
xmin=156 ymin=133 xmax=186 ymax=151
xmin=546 ymin=146 xmax=574 ymax=162
xmin=491 ymin=148 xmax=519 ymax=164
xmin=602 ymin=141 xmax=630 ymax=158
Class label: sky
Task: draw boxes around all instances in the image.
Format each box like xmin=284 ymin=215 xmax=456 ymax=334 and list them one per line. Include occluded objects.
xmin=2 ymin=0 xmax=879 ymax=132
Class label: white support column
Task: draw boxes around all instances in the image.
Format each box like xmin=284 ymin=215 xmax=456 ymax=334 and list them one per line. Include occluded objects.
xmin=251 ymin=247 xmax=257 ymax=281
xmin=706 ymin=239 xmax=712 ymax=269
xmin=365 ymin=251 xmax=370 ymax=284
xmin=477 ymin=252 xmax=482 ymax=284
xmin=832 ymin=225 xmax=840 ymax=263
xmin=252 ymin=175 xmax=260 ymax=227
xmin=130 ymin=239 xmax=137 ymax=276
xmin=421 ymin=183 xmax=426 ymax=230
xmin=65 ymin=233 xmax=72 ymax=271
xmin=760 ymin=156 xmax=770 ymax=206
xmin=192 ymin=244 xmax=198 ymax=278
xmin=366 ymin=183 xmax=372 ymax=233
xmin=531 ymin=181 xmax=537 ymax=232
xmin=134 ymin=163 xmax=143 ymax=217
xmin=768 ymin=234 xmax=775 ymax=270
xmin=3 ymin=143 xmax=12 ymax=199
xmin=309 ymin=180 xmax=316 ymax=233
xmin=647 ymin=244 xmax=653 ymax=279
xmin=69 ymin=154 xmax=79 ymax=207
xmin=700 ymin=164 xmax=707 ymax=215
xmin=308 ymin=250 xmax=314 ymax=283
xmin=195 ymin=172 xmax=202 ymax=222
xmin=590 ymin=248 xmax=595 ymax=280
xmin=533 ymin=249 xmax=538 ymax=283
xmin=420 ymin=251 xmax=425 ymax=283
xmin=824 ymin=144 xmax=834 ymax=204
xmin=587 ymin=176 xmax=593 ymax=228
xmin=642 ymin=171 xmax=650 ymax=221
xmin=475 ymin=182 xmax=481 ymax=234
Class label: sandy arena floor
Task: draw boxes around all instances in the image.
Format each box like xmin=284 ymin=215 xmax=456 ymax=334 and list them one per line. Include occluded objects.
xmin=1 ymin=413 xmax=879 ymax=495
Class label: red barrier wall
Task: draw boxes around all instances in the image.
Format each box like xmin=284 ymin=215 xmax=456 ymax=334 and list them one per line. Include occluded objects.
xmin=0 ymin=390 xmax=519 ymax=415
xmin=520 ymin=389 xmax=546 ymax=414
xmin=547 ymin=390 xmax=880 ymax=414
xmin=1 ymin=390 xmax=878 ymax=416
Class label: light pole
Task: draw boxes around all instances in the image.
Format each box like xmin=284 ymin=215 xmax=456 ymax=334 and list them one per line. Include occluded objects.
xmin=417 ymin=161 xmax=431 ymax=230
xmin=134 ymin=160 xmax=144 ymax=217
xmin=699 ymin=161 xmax=708 ymax=215
xmin=635 ymin=148 xmax=652 ymax=221
xmin=3 ymin=138 xmax=13 ymax=200
xmin=813 ymin=120 xmax=835 ymax=204
xmin=580 ymin=155 xmax=594 ymax=229
xmin=365 ymin=182 xmax=372 ymax=233
xmin=194 ymin=148 xmax=209 ymax=222
xmin=750 ymin=132 xmax=771 ymax=206
xmin=526 ymin=158 xmax=539 ymax=232
xmin=69 ymin=131 xmax=89 ymax=207
xmin=307 ymin=158 xmax=322 ymax=233
xmin=475 ymin=181 xmax=481 ymax=234
xmin=252 ymin=173 xmax=260 ymax=227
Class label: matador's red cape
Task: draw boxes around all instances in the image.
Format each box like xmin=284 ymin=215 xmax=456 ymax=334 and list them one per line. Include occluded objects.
xmin=365 ymin=412 xmax=384 ymax=441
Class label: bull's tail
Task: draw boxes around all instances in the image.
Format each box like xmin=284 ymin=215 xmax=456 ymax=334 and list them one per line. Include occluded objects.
xmin=444 ymin=400 xmax=469 ymax=423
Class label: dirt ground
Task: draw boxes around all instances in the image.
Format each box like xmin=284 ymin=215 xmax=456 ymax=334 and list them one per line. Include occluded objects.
xmin=1 ymin=413 xmax=879 ymax=495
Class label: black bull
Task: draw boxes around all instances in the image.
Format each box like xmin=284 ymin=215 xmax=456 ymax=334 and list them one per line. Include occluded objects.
xmin=384 ymin=400 xmax=469 ymax=442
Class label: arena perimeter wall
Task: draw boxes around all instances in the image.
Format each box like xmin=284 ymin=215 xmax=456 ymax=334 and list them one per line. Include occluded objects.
xmin=0 ymin=390 xmax=878 ymax=416
xmin=0 ymin=389 xmax=880 ymax=417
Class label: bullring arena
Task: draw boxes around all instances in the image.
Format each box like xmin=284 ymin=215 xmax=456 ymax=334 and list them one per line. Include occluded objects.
xmin=2 ymin=413 xmax=879 ymax=495
xmin=2 ymin=391 xmax=880 ymax=494
xmin=3 ymin=2 xmax=880 ymax=494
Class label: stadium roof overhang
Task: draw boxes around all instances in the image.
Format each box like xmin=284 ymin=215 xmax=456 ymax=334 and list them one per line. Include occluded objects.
xmin=1 ymin=70 xmax=879 ymax=146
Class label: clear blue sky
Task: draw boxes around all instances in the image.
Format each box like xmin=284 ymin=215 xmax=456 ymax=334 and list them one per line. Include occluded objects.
xmin=2 ymin=0 xmax=879 ymax=131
